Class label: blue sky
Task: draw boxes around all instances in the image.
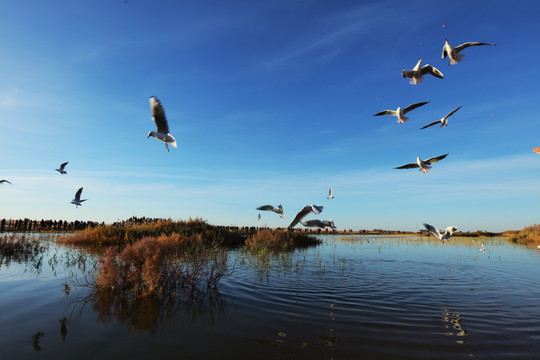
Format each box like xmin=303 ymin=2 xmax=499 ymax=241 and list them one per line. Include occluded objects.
xmin=1 ymin=0 xmax=539 ymax=232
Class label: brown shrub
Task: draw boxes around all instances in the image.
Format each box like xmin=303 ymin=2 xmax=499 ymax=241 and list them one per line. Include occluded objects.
xmin=245 ymin=228 xmax=321 ymax=252
xmin=508 ymin=224 xmax=540 ymax=246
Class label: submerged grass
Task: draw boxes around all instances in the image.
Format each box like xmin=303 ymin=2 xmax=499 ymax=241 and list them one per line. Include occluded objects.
xmin=507 ymin=224 xmax=540 ymax=246
xmin=0 ymin=234 xmax=49 ymax=267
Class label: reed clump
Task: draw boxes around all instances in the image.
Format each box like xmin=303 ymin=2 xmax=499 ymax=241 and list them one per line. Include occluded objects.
xmin=95 ymin=233 xmax=229 ymax=299
xmin=58 ymin=218 xmax=243 ymax=248
xmin=0 ymin=234 xmax=48 ymax=267
xmin=245 ymin=228 xmax=321 ymax=252
xmin=507 ymin=224 xmax=540 ymax=246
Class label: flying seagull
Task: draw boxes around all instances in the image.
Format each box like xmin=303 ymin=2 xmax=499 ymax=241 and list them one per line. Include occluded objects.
xmin=327 ymin=188 xmax=334 ymax=199
xmin=442 ymin=39 xmax=496 ymax=65
xmin=395 ymin=154 xmax=448 ymax=173
xmin=256 ymin=204 xmax=284 ymax=218
xmin=147 ymin=96 xmax=177 ymax=152
xmin=71 ymin=187 xmax=87 ymax=208
xmin=374 ymin=101 xmax=430 ymax=124
xmin=301 ymin=219 xmax=336 ymax=230
xmin=420 ymin=106 xmax=462 ymax=129
xmin=423 ymin=223 xmax=458 ymax=241
xmin=55 ymin=162 xmax=69 ymax=175
xmin=288 ymin=204 xmax=323 ymax=229
xmin=0 ymin=179 xmax=12 ymax=184
xmin=402 ymin=59 xmax=443 ymax=84
xmin=258 ymin=214 xmax=261 ymax=221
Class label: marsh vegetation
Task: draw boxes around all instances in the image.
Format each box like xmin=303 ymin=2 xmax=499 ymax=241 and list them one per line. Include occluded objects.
xmin=507 ymin=224 xmax=540 ymax=246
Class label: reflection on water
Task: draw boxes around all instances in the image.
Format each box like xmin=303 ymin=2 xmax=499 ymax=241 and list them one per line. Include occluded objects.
xmin=440 ymin=307 xmax=468 ymax=339
xmin=1 ymin=234 xmax=540 ymax=359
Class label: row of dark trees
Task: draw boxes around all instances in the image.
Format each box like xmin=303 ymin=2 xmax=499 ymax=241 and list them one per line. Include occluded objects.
xmin=0 ymin=218 xmax=101 ymax=232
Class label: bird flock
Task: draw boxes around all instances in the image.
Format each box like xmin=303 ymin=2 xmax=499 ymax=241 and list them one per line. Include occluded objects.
xmin=255 ymin=38 xmax=497 ymax=240
xmin=1 ymin=38 xmax=500 ymax=241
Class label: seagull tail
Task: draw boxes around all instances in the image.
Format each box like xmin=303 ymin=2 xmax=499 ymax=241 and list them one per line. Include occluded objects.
xmin=451 ymin=53 xmax=464 ymax=65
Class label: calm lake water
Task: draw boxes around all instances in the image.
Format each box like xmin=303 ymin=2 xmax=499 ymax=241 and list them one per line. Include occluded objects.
xmin=1 ymin=234 xmax=540 ymax=359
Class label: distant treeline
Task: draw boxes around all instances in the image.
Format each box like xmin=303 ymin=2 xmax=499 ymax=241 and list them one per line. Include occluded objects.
xmin=0 ymin=218 xmax=101 ymax=232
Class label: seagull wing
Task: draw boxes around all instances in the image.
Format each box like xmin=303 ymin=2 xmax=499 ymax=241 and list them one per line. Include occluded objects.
xmin=394 ymin=162 xmax=419 ymax=169
xmin=288 ymin=205 xmax=323 ymax=228
xmin=443 ymin=106 xmax=462 ymax=120
xmin=420 ymin=120 xmax=442 ymax=129
xmin=74 ymin=187 xmax=83 ymax=201
xmin=454 ymin=42 xmax=496 ymax=53
xmin=403 ymin=101 xmax=430 ymax=114
xmin=401 ymin=69 xmax=414 ymax=79
xmin=60 ymin=162 xmax=68 ymax=170
xmin=424 ymin=153 xmax=448 ymax=165
xmin=0 ymin=180 xmax=12 ymax=184
xmin=373 ymin=110 xmax=397 ymax=117
xmin=423 ymin=223 xmax=441 ymax=239
xmin=149 ymin=96 xmax=170 ymax=134
xmin=421 ymin=65 xmax=444 ymax=79
xmin=288 ymin=206 xmax=312 ymax=228
xmin=446 ymin=226 xmax=458 ymax=234
xmin=256 ymin=205 xmax=274 ymax=211
xmin=442 ymin=45 xmax=449 ymax=60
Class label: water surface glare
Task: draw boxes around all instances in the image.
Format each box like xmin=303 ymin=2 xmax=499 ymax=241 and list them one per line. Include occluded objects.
xmin=1 ymin=234 xmax=539 ymax=359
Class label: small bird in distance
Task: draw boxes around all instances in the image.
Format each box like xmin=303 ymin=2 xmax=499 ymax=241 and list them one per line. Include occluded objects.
xmin=402 ymin=58 xmax=443 ymax=84
xmin=55 ymin=162 xmax=69 ymax=175
xmin=374 ymin=101 xmax=430 ymax=124
xmin=395 ymin=154 xmax=448 ymax=173
xmin=420 ymin=106 xmax=462 ymax=129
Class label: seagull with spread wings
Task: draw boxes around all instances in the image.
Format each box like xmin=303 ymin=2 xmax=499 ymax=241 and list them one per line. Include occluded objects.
xmin=55 ymin=162 xmax=69 ymax=175
xmin=442 ymin=39 xmax=496 ymax=65
xmin=395 ymin=154 xmax=448 ymax=173
xmin=420 ymin=106 xmax=462 ymax=129
xmin=256 ymin=204 xmax=284 ymax=218
xmin=0 ymin=179 xmax=12 ymax=185
xmin=71 ymin=187 xmax=88 ymax=208
xmin=423 ymin=223 xmax=458 ymax=241
xmin=374 ymin=101 xmax=430 ymax=124
xmin=402 ymin=59 xmax=443 ymax=84
xmin=147 ymin=96 xmax=177 ymax=152
xmin=288 ymin=204 xmax=323 ymax=229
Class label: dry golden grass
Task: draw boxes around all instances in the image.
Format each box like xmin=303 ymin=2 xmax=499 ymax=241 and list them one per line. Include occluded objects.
xmin=507 ymin=224 xmax=540 ymax=246
xmin=96 ymin=233 xmax=229 ymax=298
xmin=58 ymin=218 xmax=243 ymax=248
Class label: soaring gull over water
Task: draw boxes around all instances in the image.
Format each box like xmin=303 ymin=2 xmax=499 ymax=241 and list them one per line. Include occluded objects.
xmin=442 ymin=39 xmax=496 ymax=65
xmin=288 ymin=204 xmax=323 ymax=229
xmin=423 ymin=223 xmax=458 ymax=241
xmin=374 ymin=101 xmax=430 ymax=124
xmin=55 ymin=161 xmax=69 ymax=175
xmin=420 ymin=106 xmax=462 ymax=129
xmin=71 ymin=187 xmax=88 ymax=208
xmin=256 ymin=204 xmax=284 ymax=218
xmin=147 ymin=96 xmax=177 ymax=152
xmin=402 ymin=59 xmax=443 ymax=85
xmin=395 ymin=154 xmax=448 ymax=173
